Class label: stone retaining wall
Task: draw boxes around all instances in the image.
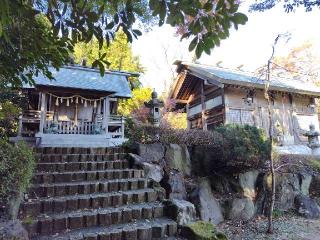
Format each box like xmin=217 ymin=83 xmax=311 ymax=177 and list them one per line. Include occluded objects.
xmin=133 ymin=143 xmax=320 ymax=226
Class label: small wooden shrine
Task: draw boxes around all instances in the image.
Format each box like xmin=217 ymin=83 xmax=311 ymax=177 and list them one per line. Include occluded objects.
xmin=11 ymin=64 xmax=138 ymax=147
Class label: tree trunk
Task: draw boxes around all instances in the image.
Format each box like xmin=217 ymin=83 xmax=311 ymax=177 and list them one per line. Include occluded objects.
xmin=267 ymin=104 xmax=275 ymax=233
xmin=266 ymin=60 xmax=276 ymax=234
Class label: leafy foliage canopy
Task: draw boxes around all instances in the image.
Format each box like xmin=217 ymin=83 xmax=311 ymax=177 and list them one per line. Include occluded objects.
xmin=0 ymin=0 xmax=247 ymax=87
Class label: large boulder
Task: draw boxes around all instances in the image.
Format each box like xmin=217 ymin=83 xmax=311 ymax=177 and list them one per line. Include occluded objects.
xmin=181 ymin=221 xmax=228 ymax=240
xmin=294 ymin=194 xmax=320 ymax=219
xmin=137 ymin=143 xmax=165 ymax=164
xmin=143 ymin=162 xmax=164 ymax=183
xmin=300 ymin=173 xmax=312 ymax=196
xmin=310 ymin=175 xmax=320 ymax=197
xmin=162 ymin=170 xmax=187 ymax=200
xmin=165 ymin=144 xmax=191 ymax=176
xmin=165 ymin=199 xmax=197 ymax=225
xmin=0 ymin=220 xmax=29 ymax=240
xmin=274 ymin=173 xmax=300 ymax=211
xmin=190 ymin=178 xmax=224 ymax=224
xmin=129 ymin=153 xmax=163 ymax=182
xmin=239 ymin=170 xmax=259 ymax=200
xmin=227 ymin=197 xmax=255 ymax=221
xmin=256 ymin=172 xmax=314 ymax=215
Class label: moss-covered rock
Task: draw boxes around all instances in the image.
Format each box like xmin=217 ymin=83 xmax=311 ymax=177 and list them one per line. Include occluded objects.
xmin=181 ymin=221 xmax=228 ymax=240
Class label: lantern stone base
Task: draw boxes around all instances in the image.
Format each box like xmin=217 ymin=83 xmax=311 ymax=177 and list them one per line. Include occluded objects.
xmin=310 ymin=144 xmax=320 ymax=156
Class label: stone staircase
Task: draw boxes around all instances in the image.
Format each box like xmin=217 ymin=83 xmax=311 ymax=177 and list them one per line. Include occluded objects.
xmin=19 ymin=147 xmax=177 ymax=240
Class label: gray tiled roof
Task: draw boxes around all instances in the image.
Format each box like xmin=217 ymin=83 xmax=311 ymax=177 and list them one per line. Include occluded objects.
xmin=180 ymin=62 xmax=320 ymax=96
xmin=24 ymin=65 xmax=133 ymax=98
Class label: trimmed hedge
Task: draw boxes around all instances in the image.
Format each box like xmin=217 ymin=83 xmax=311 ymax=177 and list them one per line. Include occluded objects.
xmin=214 ymin=124 xmax=270 ymax=165
xmin=126 ymin=119 xmax=221 ymax=146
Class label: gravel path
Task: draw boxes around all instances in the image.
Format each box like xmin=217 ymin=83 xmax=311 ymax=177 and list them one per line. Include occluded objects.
xmin=217 ymin=214 xmax=320 ymax=240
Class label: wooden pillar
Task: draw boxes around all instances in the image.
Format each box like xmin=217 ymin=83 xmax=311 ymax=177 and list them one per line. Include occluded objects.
xmin=39 ymin=92 xmax=47 ymax=133
xmin=121 ymin=116 xmax=125 ymax=139
xmin=200 ymin=81 xmax=207 ymax=130
xmin=104 ymin=97 xmax=110 ymax=135
xmin=18 ymin=113 xmax=23 ymax=136
xmin=186 ymin=103 xmax=191 ymax=129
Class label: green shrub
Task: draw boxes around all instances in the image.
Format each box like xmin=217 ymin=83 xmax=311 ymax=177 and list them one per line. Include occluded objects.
xmin=213 ymin=124 xmax=270 ymax=165
xmin=0 ymin=90 xmax=28 ymax=139
xmin=309 ymin=159 xmax=320 ymax=172
xmin=0 ymin=141 xmax=36 ymax=217
xmin=125 ymin=120 xmax=222 ymax=146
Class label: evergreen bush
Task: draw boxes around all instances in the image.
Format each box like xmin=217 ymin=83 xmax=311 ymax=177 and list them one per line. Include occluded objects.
xmin=126 ymin=121 xmax=221 ymax=146
xmin=214 ymin=124 xmax=270 ymax=165
xmin=0 ymin=141 xmax=36 ymax=218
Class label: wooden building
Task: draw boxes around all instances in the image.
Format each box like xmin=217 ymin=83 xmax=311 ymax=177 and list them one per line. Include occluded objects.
xmin=11 ymin=64 xmax=137 ymax=147
xmin=170 ymin=61 xmax=320 ymax=145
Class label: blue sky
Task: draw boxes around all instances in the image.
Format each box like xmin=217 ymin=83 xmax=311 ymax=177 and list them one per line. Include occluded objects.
xmin=132 ymin=1 xmax=320 ymax=93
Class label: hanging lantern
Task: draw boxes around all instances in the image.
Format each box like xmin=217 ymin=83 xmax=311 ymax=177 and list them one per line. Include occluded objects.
xmin=81 ymin=98 xmax=84 ymax=104
xmin=84 ymin=100 xmax=87 ymax=107
xmin=94 ymin=100 xmax=97 ymax=108
xmin=60 ymin=98 xmax=63 ymax=103
xmin=66 ymin=98 xmax=70 ymax=107
xmin=71 ymin=98 xmax=73 ymax=103
xmin=76 ymin=97 xmax=79 ymax=104
xmin=55 ymin=98 xmax=59 ymax=106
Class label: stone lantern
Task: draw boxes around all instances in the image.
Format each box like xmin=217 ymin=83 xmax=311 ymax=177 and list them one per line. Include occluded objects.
xmin=144 ymin=90 xmax=164 ymax=127
xmin=304 ymin=124 xmax=320 ymax=156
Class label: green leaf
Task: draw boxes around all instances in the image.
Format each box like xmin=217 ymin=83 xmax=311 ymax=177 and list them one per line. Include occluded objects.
xmin=92 ymin=59 xmax=99 ymax=68
xmin=195 ymin=43 xmax=203 ymax=58
xmin=229 ymin=3 xmax=239 ymax=13
xmin=180 ymin=32 xmax=191 ymax=40
xmin=98 ymin=61 xmax=105 ymax=76
xmin=132 ymin=29 xmax=142 ymax=36
xmin=159 ymin=1 xmax=166 ymax=25
xmin=203 ymin=2 xmax=213 ymax=11
xmin=189 ymin=36 xmax=198 ymax=51
xmin=100 ymin=52 xmax=107 ymax=60
xmin=192 ymin=19 xmax=202 ymax=34
xmin=114 ymin=13 xmax=119 ymax=24
xmin=232 ymin=13 xmax=248 ymax=25
xmin=216 ymin=0 xmax=225 ymax=10
xmin=106 ymin=21 xmax=114 ymax=29
xmin=149 ymin=0 xmax=158 ymax=10
xmin=0 ymin=21 xmax=3 ymax=37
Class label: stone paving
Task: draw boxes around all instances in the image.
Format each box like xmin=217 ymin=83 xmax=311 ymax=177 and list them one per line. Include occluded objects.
xmin=19 ymin=147 xmax=177 ymax=240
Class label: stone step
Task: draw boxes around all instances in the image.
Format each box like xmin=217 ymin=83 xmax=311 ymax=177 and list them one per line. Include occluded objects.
xmin=32 ymin=169 xmax=144 ymax=184
xmin=37 ymin=153 xmax=127 ymax=163
xmin=21 ymin=188 xmax=158 ymax=217
xmin=36 ymin=160 xmax=129 ymax=173
xmin=29 ymin=178 xmax=148 ymax=198
xmin=25 ymin=202 xmax=165 ymax=236
xmin=36 ymin=147 xmax=125 ymax=155
xmin=30 ymin=218 xmax=177 ymax=240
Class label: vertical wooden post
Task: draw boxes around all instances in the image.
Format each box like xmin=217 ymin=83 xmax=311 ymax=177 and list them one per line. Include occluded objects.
xmin=222 ymin=87 xmax=227 ymax=125
xmin=18 ymin=113 xmax=23 ymax=136
xmin=186 ymin=103 xmax=191 ymax=129
xmin=121 ymin=116 xmax=125 ymax=139
xmin=104 ymin=97 xmax=110 ymax=136
xmin=200 ymin=81 xmax=207 ymax=130
xmin=39 ymin=92 xmax=47 ymax=134
xmin=38 ymin=92 xmax=41 ymax=110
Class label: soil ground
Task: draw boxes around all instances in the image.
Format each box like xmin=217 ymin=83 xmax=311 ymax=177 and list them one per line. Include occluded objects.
xmin=218 ymin=213 xmax=320 ymax=240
